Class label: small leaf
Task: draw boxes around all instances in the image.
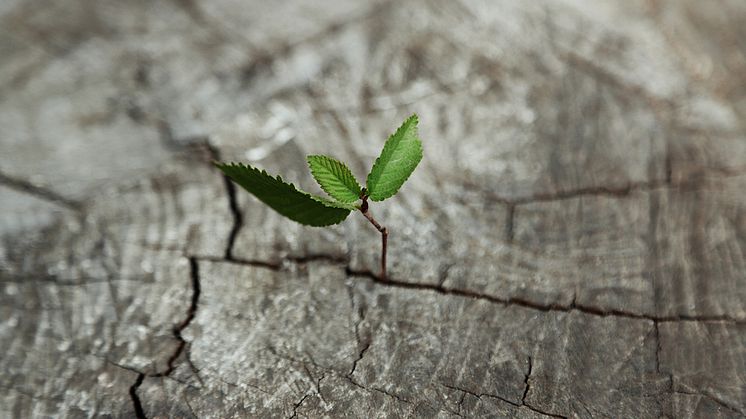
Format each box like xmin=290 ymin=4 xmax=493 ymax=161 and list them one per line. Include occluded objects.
xmin=307 ymin=155 xmax=362 ymax=203
xmin=365 ymin=114 xmax=423 ymax=201
xmin=215 ymin=162 xmax=353 ymax=227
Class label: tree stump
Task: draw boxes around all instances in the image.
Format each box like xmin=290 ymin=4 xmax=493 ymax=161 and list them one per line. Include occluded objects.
xmin=2 ymin=0 xmax=745 ymax=417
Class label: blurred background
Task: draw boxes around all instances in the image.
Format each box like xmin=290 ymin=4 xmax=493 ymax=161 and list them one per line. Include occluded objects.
xmin=1 ymin=1 xmax=745 ymax=417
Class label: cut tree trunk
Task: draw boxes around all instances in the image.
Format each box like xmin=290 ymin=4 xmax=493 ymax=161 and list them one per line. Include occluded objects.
xmin=2 ymin=0 xmax=745 ymax=418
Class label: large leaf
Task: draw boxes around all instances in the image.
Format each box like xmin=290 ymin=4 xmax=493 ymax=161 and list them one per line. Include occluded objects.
xmin=307 ymin=155 xmax=362 ymax=203
xmin=365 ymin=114 xmax=423 ymax=201
xmin=215 ymin=162 xmax=353 ymax=226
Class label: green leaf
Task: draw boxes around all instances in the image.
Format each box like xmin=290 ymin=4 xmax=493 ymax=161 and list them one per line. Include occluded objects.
xmin=365 ymin=114 xmax=423 ymax=201
xmin=215 ymin=162 xmax=353 ymax=227
xmin=307 ymin=155 xmax=362 ymax=203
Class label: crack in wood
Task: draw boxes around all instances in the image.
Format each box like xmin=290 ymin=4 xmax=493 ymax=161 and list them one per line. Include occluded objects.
xmin=153 ymin=258 xmax=201 ymax=377
xmin=126 ymin=257 xmax=201 ymax=418
xmin=221 ymin=173 xmax=243 ymax=261
xmin=0 ymin=171 xmax=83 ymax=211
xmin=303 ymin=365 xmax=328 ymax=406
xmin=441 ymin=381 xmax=568 ymax=419
xmin=287 ymin=394 xmax=309 ymax=419
xmin=102 ymin=358 xmax=147 ymax=376
xmin=469 ymin=166 xmax=746 ymax=212
xmin=5 ymin=1 xmax=745 ymax=417
xmin=441 ymin=383 xmax=521 ymax=408
xmin=171 ymin=157 xmax=746 ymax=416
xmin=129 ymin=373 xmax=146 ymax=419
xmin=521 ymin=356 xmax=532 ymax=405
xmin=344 ymin=375 xmax=412 ymax=405
xmin=522 ymin=403 xmax=569 ymax=419
xmin=347 ymin=284 xmax=370 ymax=380
xmin=190 ymin=255 xmax=746 ymax=324
xmin=264 ymin=339 xmax=416 ymax=409
xmin=462 ymin=356 xmax=564 ymax=418
xmin=348 ymin=341 xmax=370 ymax=379
xmin=205 ymin=144 xmax=245 ymax=260
xmin=345 ymin=267 xmax=746 ymax=324
xmin=514 ymin=356 xmax=569 ymax=418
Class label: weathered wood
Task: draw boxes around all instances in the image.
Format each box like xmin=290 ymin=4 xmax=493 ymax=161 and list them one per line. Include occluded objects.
xmin=2 ymin=0 xmax=745 ymax=418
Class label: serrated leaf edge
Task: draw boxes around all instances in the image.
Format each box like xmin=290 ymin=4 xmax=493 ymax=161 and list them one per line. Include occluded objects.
xmin=365 ymin=113 xmax=422 ymax=201
xmin=306 ymin=155 xmax=362 ymax=204
xmin=215 ymin=162 xmax=356 ymax=212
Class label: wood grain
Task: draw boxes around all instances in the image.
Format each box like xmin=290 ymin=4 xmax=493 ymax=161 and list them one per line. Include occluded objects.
xmin=1 ymin=0 xmax=745 ymax=417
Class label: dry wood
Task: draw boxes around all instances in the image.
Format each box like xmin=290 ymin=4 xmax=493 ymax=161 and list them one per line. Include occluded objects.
xmin=1 ymin=0 xmax=745 ymax=418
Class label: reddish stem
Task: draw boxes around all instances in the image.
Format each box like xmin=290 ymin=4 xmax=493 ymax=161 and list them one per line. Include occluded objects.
xmin=359 ymin=194 xmax=387 ymax=280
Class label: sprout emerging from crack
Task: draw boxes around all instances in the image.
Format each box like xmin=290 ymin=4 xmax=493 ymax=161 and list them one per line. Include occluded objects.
xmin=214 ymin=114 xmax=423 ymax=279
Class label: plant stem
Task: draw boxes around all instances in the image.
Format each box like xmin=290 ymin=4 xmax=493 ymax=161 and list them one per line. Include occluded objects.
xmin=359 ymin=195 xmax=387 ymax=280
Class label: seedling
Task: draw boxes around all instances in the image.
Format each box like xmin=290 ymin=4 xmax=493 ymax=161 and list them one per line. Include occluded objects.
xmin=215 ymin=114 xmax=423 ymax=279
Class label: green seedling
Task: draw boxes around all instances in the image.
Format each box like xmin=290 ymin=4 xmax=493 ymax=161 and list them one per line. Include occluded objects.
xmin=215 ymin=114 xmax=423 ymax=279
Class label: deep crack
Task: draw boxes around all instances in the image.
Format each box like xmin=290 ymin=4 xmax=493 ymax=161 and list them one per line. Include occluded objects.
xmin=204 ymin=143 xmax=244 ymax=260
xmin=153 ymin=257 xmax=201 ymax=378
xmin=192 ymin=255 xmax=745 ymax=324
xmin=126 ymin=257 xmax=201 ymax=417
xmin=345 ymin=267 xmax=746 ymax=324
xmin=129 ymin=373 xmax=146 ymax=419
xmin=222 ymin=175 xmax=243 ymax=261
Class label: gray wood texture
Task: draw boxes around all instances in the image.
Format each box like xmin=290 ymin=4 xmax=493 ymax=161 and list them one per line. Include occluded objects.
xmin=2 ymin=0 xmax=745 ymax=417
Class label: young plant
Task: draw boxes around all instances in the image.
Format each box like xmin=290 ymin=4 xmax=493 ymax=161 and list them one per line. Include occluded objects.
xmin=214 ymin=114 xmax=423 ymax=279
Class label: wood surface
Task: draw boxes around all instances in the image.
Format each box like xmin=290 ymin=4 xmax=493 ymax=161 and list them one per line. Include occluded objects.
xmin=1 ymin=0 xmax=745 ymax=417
